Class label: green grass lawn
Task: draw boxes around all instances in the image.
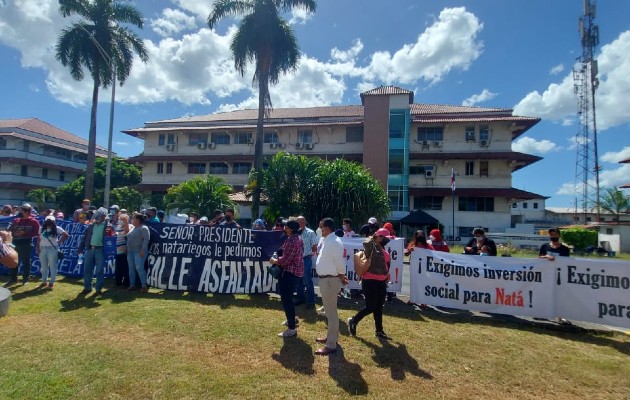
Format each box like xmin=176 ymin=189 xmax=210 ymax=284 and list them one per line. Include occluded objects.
xmin=1 ymin=277 xmax=629 ymax=400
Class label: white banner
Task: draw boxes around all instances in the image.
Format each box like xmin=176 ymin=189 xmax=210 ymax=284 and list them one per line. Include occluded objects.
xmin=555 ymin=258 xmax=630 ymax=329
xmin=409 ymin=249 xmax=556 ymax=319
xmin=311 ymin=237 xmax=405 ymax=292
xmin=409 ymin=250 xmax=630 ymax=329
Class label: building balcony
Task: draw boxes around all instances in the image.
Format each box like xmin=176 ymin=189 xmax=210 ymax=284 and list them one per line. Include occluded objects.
xmin=0 ymin=173 xmax=67 ymax=190
xmin=0 ymin=149 xmax=85 ymax=172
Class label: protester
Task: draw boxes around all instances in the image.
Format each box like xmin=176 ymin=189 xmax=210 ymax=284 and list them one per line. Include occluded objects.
xmin=273 ymin=217 xmax=285 ymax=231
xmin=188 ymin=212 xmax=200 ymax=225
xmin=114 ymin=212 xmax=131 ymax=288
xmin=348 ymin=228 xmax=393 ymax=340
xmin=1 ymin=205 xmax=12 ymax=217
xmin=157 ymin=210 xmax=165 ymax=223
xmin=109 ymin=205 xmax=120 ymax=225
xmin=405 ymin=230 xmax=434 ymax=255
xmin=127 ymin=212 xmax=151 ymax=292
xmin=11 ymin=205 xmax=20 ymax=216
xmin=73 ymin=199 xmax=91 ymax=223
xmin=220 ymin=208 xmax=240 ymax=228
xmin=464 ymin=227 xmax=497 ymax=256
xmin=538 ymin=228 xmax=570 ymax=261
xmin=5 ymin=203 xmax=40 ymax=286
xmin=78 ymin=207 xmax=114 ymax=295
xmin=428 ymin=229 xmax=450 ymax=252
xmin=359 ymin=217 xmax=379 ymax=237
xmin=295 ymin=216 xmax=319 ymax=309
xmin=382 ymin=222 xmax=395 ymax=237
xmin=146 ymin=207 xmax=160 ymax=223
xmin=209 ymin=210 xmax=224 ymax=226
xmin=199 ymin=216 xmax=210 ymax=225
xmin=269 ymin=220 xmax=304 ymax=338
xmin=83 ymin=210 xmax=94 ymax=224
xmin=252 ymin=218 xmax=266 ymax=230
xmin=35 ymin=215 xmax=69 ymax=290
xmin=314 ymin=217 xmax=348 ymax=355
xmin=55 ymin=212 xmax=65 ymax=220
xmin=340 ymin=218 xmax=354 ymax=238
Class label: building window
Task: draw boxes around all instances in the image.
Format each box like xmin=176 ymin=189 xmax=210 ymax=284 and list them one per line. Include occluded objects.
xmin=458 ymin=197 xmax=494 ymax=212
xmin=298 ymin=130 xmax=313 ymax=144
xmin=166 ymin=163 xmax=172 ymax=174
xmin=389 ymin=149 xmax=404 ymax=175
xmin=479 ymin=125 xmax=490 ymax=142
xmin=409 ymin=165 xmax=434 ymax=175
xmin=479 ymin=161 xmax=489 ymax=177
xmin=42 ymin=168 xmax=48 ymax=179
xmin=533 ymin=202 xmax=539 ymax=209
xmin=59 ymin=171 xmax=65 ymax=181
xmin=23 ymin=141 xmax=30 ymax=152
xmin=209 ymin=162 xmax=228 ymax=174
xmin=388 ymin=185 xmax=407 ymax=212
xmin=21 ymin=165 xmax=27 ymax=176
xmin=346 ymin=126 xmax=364 ymax=142
xmin=0 ymin=138 xmax=6 ymax=149
xmin=389 ymin=111 xmax=406 ymax=139
xmin=414 ymin=196 xmax=443 ymax=211
xmin=465 ymin=126 xmax=475 ymax=141
xmin=235 ymin=131 xmax=252 ymax=144
xmin=606 ymin=228 xmax=613 ymax=235
xmin=465 ymin=161 xmax=474 ymax=176
xmin=187 ymin=163 xmax=206 ymax=174
xmin=233 ymin=162 xmax=251 ymax=174
xmin=167 ymin=133 xmax=176 ymax=145
xmin=512 ymin=203 xmax=518 ymax=208
xmin=157 ymin=163 xmax=164 ymax=174
xmin=158 ymin=134 xmax=165 ymax=146
xmin=264 ymin=132 xmax=278 ymax=144
xmin=523 ymin=202 xmax=528 ymax=209
xmin=211 ymin=132 xmax=230 ymax=145
xmin=188 ymin=133 xmax=207 ymax=146
xmin=417 ymin=126 xmax=444 ymax=141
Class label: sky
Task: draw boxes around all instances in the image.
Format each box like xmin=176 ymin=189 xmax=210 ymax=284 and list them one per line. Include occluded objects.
xmin=0 ymin=0 xmax=629 ymax=208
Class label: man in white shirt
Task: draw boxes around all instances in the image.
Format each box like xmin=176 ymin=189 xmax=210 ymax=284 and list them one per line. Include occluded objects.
xmin=314 ymin=217 xmax=349 ymax=355
xmin=295 ymin=216 xmax=319 ymax=308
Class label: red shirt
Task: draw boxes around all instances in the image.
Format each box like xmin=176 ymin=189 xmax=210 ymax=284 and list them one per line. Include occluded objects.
xmin=277 ymin=234 xmax=304 ymax=277
xmin=9 ymin=217 xmax=40 ymax=244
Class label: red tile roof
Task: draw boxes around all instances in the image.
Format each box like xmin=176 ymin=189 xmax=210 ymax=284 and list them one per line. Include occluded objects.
xmin=360 ymin=86 xmax=414 ymax=104
xmin=0 ymin=118 xmax=108 ymax=156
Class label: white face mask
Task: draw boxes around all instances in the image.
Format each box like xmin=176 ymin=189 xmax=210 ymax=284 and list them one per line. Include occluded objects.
xmin=46 ymin=228 xmax=53 ymax=233
xmin=429 ymin=235 xmax=435 ymax=241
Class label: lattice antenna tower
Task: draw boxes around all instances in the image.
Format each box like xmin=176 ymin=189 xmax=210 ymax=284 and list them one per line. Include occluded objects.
xmin=573 ymin=0 xmax=600 ymax=223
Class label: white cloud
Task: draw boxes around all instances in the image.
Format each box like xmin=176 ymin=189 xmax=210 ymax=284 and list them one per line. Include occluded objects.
xmin=556 ymin=164 xmax=630 ymax=195
xmin=556 ymin=182 xmax=581 ymax=196
xmin=331 ymin=39 xmax=363 ymax=63
xmin=288 ymin=7 xmax=314 ymax=25
xmin=515 ymin=30 xmax=630 ymax=131
xmin=462 ymin=89 xmax=497 ymax=106
xmin=549 ymin=64 xmax=564 ymax=75
xmin=601 ymin=147 xmax=630 ymax=163
xmin=512 ymin=136 xmax=559 ymax=154
xmin=172 ymin=0 xmax=215 ymax=21
xmin=366 ymin=7 xmax=483 ymax=84
xmin=151 ymin=8 xmax=197 ymax=37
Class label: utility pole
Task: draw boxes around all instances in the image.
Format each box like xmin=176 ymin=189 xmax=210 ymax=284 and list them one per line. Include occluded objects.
xmin=572 ymin=0 xmax=600 ymax=224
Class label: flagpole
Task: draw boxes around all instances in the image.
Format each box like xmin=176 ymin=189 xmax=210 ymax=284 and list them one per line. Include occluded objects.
xmin=451 ymin=166 xmax=456 ymax=240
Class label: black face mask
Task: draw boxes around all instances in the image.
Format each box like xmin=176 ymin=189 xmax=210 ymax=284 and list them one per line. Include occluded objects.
xmin=381 ymin=238 xmax=390 ymax=246
xmin=550 ymin=237 xmax=560 ymax=242
xmin=225 ymin=216 xmax=232 ymax=222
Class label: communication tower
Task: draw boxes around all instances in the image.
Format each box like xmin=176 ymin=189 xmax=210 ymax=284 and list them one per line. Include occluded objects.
xmin=572 ymin=0 xmax=600 ymax=223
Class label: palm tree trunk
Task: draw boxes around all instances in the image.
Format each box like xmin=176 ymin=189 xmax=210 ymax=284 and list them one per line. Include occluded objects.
xmin=251 ymin=77 xmax=267 ymax=219
xmin=85 ymin=77 xmax=100 ymax=200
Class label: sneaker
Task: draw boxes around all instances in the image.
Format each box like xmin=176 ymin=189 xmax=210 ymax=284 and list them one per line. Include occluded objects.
xmin=38 ymin=282 xmax=48 ymax=289
xmin=281 ymin=317 xmax=300 ymax=327
xmin=47 ymin=283 xmax=54 ymax=290
xmin=375 ymin=331 xmax=392 ymax=340
xmin=21 ymin=279 xmax=29 ymax=286
xmin=317 ymin=306 xmax=326 ymax=314
xmin=347 ymin=317 xmax=357 ymax=336
xmin=80 ymin=289 xmax=92 ymax=295
xmin=277 ymin=329 xmax=297 ymax=338
xmin=140 ymin=286 xmax=148 ymax=293
xmin=2 ymin=280 xmax=16 ymax=288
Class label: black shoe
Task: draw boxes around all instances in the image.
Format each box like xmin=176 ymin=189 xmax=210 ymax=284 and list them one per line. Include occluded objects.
xmin=294 ymin=299 xmax=305 ymax=306
xmin=375 ymin=331 xmax=392 ymax=340
xmin=80 ymin=289 xmax=92 ymax=295
xmin=2 ymin=280 xmax=16 ymax=288
xmin=347 ymin=317 xmax=357 ymax=336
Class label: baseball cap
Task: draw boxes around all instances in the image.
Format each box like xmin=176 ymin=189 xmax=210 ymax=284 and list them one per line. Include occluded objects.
xmin=110 ymin=205 xmax=120 ymax=211
xmin=21 ymin=203 xmax=33 ymax=211
xmin=368 ymin=217 xmax=377 ymax=225
xmin=375 ymin=228 xmax=390 ymax=237
xmin=45 ymin=215 xmax=56 ymax=222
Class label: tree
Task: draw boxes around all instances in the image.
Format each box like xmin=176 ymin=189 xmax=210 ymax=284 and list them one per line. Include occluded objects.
xmin=109 ymin=186 xmax=143 ymax=213
xmin=27 ymin=188 xmax=56 ymax=213
xmin=56 ymin=0 xmax=149 ymax=200
xmin=600 ymin=187 xmax=630 ymax=223
xmin=561 ymin=227 xmax=597 ymax=254
xmin=164 ymin=175 xmax=236 ymax=218
xmin=208 ymin=0 xmax=316 ymax=220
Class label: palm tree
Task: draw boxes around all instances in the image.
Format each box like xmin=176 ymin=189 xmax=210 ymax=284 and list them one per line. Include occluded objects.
xmin=27 ymin=188 xmax=56 ymax=213
xmin=164 ymin=175 xmax=236 ymax=218
xmin=56 ymin=0 xmax=149 ymax=201
xmin=600 ymin=187 xmax=630 ymax=223
xmin=208 ymin=0 xmax=317 ymax=220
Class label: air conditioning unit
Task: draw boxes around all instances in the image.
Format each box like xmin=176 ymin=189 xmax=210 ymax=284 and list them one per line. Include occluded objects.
xmin=197 ymin=143 xmax=207 ymax=150
xmin=269 ymin=143 xmax=278 ymax=149
xmin=208 ymin=142 xmax=216 ymax=149
xmin=295 ymin=142 xmax=303 ymax=149
xmin=165 ymin=144 xmax=175 ymax=151
xmin=433 ymin=141 xmax=443 ymax=147
xmin=424 ymin=170 xmax=434 ymax=178
xmin=479 ymin=140 xmax=489 ymax=147
xmin=304 ymin=143 xmax=314 ymax=150
xmin=277 ymin=142 xmax=286 ymax=149
xmin=421 ymin=140 xmax=430 ymax=147
xmin=247 ymin=138 xmax=254 ymax=145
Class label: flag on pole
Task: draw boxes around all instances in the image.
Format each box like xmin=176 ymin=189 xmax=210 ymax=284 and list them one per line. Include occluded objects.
xmin=451 ymin=166 xmax=456 ymax=192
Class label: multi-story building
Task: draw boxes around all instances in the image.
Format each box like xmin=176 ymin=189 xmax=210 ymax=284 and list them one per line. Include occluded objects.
xmin=0 ymin=118 xmax=107 ymax=207
xmin=124 ymin=86 xmax=546 ymax=239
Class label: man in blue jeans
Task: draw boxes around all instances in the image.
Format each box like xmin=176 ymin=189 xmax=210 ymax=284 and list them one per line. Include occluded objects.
xmin=295 ymin=216 xmax=319 ymax=309
xmin=78 ymin=208 xmax=113 ymax=295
